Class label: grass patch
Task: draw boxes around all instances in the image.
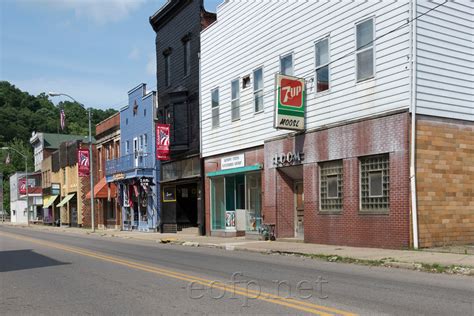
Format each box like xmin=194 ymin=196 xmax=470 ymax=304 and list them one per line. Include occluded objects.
xmin=270 ymin=251 xmax=473 ymax=275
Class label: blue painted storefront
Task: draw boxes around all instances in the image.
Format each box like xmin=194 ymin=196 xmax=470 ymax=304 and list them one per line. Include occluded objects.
xmin=106 ymin=83 xmax=160 ymax=232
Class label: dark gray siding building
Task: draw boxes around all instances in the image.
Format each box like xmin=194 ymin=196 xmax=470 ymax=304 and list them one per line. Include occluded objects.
xmin=150 ymin=0 xmax=215 ymax=234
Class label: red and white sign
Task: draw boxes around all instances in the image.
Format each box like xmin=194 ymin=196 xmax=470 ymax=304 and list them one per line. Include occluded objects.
xmin=77 ymin=148 xmax=90 ymax=177
xmin=279 ymin=78 xmax=304 ymax=107
xmin=274 ymin=74 xmax=306 ymax=131
xmin=18 ymin=178 xmax=27 ymax=195
xmin=156 ymin=123 xmax=170 ymax=161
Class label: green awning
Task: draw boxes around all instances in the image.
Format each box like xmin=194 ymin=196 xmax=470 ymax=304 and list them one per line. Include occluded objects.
xmin=56 ymin=193 xmax=75 ymax=207
xmin=43 ymin=195 xmax=58 ymax=208
xmin=206 ymin=164 xmax=262 ymax=178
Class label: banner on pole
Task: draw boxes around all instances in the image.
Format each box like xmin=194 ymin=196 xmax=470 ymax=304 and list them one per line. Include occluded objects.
xmin=77 ymin=148 xmax=90 ymax=177
xmin=156 ymin=123 xmax=170 ymax=161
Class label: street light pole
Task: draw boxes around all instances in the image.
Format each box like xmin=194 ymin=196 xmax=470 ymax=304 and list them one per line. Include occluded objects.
xmin=48 ymin=92 xmax=95 ymax=232
xmin=1 ymin=147 xmax=29 ymax=226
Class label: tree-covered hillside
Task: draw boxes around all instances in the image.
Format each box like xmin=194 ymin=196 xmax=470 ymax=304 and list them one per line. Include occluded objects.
xmin=0 ymin=81 xmax=118 ymax=214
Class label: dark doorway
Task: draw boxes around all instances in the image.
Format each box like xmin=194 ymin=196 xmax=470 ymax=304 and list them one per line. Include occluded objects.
xmin=69 ymin=196 xmax=78 ymax=227
xmin=176 ymin=183 xmax=198 ymax=229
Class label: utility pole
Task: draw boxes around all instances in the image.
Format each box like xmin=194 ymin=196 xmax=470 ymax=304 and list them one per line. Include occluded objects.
xmin=48 ymin=92 xmax=95 ymax=232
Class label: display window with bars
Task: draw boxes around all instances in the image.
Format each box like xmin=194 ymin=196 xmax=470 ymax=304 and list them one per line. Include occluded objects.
xmin=360 ymin=154 xmax=390 ymax=212
xmin=319 ymin=160 xmax=343 ymax=211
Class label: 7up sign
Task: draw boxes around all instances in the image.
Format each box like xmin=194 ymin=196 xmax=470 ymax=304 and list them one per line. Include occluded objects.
xmin=274 ymin=74 xmax=305 ymax=131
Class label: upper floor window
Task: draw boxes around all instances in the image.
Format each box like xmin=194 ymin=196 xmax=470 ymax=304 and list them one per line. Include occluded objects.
xmin=143 ymin=134 xmax=148 ymax=152
xmin=315 ymin=38 xmax=329 ymax=92
xmin=98 ymin=148 xmax=102 ymax=171
xmin=356 ymin=18 xmax=374 ymax=81
xmin=211 ymin=88 xmax=219 ymax=128
xmin=164 ymin=53 xmax=171 ymax=87
xmin=231 ymin=79 xmax=240 ymax=121
xmin=280 ymin=54 xmax=293 ymax=76
xmin=253 ymin=67 xmax=264 ymax=112
xmin=183 ymin=40 xmax=191 ymax=77
xmin=125 ymin=141 xmax=130 ymax=154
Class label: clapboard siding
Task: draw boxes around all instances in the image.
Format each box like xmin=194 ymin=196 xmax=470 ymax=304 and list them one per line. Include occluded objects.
xmin=415 ymin=0 xmax=474 ymax=120
xmin=201 ymin=1 xmax=412 ymax=157
xmin=201 ymin=0 xmax=473 ymax=158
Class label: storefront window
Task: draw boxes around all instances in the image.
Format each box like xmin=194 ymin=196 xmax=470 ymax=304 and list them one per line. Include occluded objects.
xmin=211 ymin=172 xmax=261 ymax=232
xmin=211 ymin=177 xmax=225 ymax=230
xmin=246 ymin=173 xmax=261 ymax=232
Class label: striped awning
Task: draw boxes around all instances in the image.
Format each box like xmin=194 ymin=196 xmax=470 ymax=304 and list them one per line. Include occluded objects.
xmin=56 ymin=193 xmax=75 ymax=207
xmin=42 ymin=195 xmax=58 ymax=208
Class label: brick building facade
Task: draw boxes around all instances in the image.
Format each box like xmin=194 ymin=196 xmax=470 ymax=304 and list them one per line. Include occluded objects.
xmin=416 ymin=116 xmax=474 ymax=247
xmin=264 ymin=112 xmax=410 ymax=248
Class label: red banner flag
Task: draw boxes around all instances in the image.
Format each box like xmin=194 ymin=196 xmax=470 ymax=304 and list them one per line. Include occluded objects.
xmin=77 ymin=148 xmax=90 ymax=177
xmin=156 ymin=123 xmax=170 ymax=161
xmin=18 ymin=177 xmax=27 ymax=195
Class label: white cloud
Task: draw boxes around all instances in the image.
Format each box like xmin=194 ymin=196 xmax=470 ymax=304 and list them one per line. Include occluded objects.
xmin=146 ymin=54 xmax=155 ymax=76
xmin=128 ymin=47 xmax=140 ymax=60
xmin=25 ymin=0 xmax=148 ymax=24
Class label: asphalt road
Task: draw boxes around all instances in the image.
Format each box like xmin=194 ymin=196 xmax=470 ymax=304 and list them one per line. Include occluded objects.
xmin=0 ymin=226 xmax=473 ymax=315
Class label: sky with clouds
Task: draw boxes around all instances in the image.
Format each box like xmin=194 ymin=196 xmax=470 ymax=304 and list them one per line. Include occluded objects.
xmin=1 ymin=0 xmax=222 ymax=110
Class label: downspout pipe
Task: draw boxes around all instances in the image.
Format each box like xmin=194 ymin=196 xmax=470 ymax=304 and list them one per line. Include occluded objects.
xmin=409 ymin=0 xmax=419 ymax=249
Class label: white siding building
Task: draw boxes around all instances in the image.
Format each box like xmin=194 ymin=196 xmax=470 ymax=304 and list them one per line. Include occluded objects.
xmin=200 ymin=1 xmax=473 ymax=248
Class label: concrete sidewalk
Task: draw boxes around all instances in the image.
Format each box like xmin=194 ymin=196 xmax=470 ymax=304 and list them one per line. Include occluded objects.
xmin=3 ymin=223 xmax=473 ymax=275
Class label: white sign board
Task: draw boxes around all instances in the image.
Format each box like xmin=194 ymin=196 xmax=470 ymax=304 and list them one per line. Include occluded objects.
xmin=221 ymin=154 xmax=245 ymax=170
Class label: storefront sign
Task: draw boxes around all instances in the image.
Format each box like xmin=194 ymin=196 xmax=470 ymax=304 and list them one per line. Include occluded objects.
xmin=77 ymin=148 xmax=90 ymax=177
xmin=52 ymin=183 xmax=60 ymax=195
xmin=113 ymin=173 xmax=125 ymax=181
xmin=140 ymin=177 xmax=154 ymax=192
xmin=221 ymin=154 xmax=245 ymax=170
xmin=163 ymin=186 xmax=176 ymax=202
xmin=274 ymin=74 xmax=306 ymax=131
xmin=156 ymin=123 xmax=170 ymax=161
xmin=272 ymin=151 xmax=305 ymax=167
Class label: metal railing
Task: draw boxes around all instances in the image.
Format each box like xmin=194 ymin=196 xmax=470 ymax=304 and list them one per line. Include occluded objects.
xmin=106 ymin=152 xmax=154 ymax=175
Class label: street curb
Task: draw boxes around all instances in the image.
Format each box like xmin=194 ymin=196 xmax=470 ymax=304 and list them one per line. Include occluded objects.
xmin=165 ymin=240 xmax=474 ymax=276
xmin=3 ymin=223 xmax=473 ymax=276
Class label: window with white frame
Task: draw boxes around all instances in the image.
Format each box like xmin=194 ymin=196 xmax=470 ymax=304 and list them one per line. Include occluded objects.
xmin=320 ymin=160 xmax=343 ymax=211
xmin=183 ymin=40 xmax=191 ymax=77
xmin=125 ymin=140 xmax=130 ymax=154
xmin=356 ymin=18 xmax=374 ymax=81
xmin=231 ymin=79 xmax=240 ymax=121
xmin=360 ymin=154 xmax=390 ymax=212
xmin=280 ymin=54 xmax=293 ymax=76
xmin=315 ymin=38 xmax=330 ymax=92
xmin=253 ymin=67 xmax=264 ymax=112
xmin=211 ymin=88 xmax=219 ymax=128
xmin=143 ymin=134 xmax=148 ymax=152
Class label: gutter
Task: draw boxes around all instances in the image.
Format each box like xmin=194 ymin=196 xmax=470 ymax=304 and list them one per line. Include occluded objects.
xmin=409 ymin=0 xmax=419 ymax=249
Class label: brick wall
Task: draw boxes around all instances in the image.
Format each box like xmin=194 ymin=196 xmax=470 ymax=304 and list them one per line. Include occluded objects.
xmin=417 ymin=116 xmax=474 ymax=247
xmin=96 ymin=113 xmax=120 ymax=137
xmin=264 ymin=112 xmax=411 ymax=248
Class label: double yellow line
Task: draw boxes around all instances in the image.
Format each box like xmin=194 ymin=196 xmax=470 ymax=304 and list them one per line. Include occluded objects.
xmin=0 ymin=231 xmax=356 ymax=316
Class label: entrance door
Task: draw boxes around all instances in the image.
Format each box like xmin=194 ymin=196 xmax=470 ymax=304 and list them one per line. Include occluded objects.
xmin=294 ymin=182 xmax=304 ymax=238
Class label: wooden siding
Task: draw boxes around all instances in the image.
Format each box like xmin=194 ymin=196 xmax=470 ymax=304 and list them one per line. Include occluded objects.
xmin=415 ymin=0 xmax=474 ymax=120
xmin=200 ymin=1 xmax=412 ymax=157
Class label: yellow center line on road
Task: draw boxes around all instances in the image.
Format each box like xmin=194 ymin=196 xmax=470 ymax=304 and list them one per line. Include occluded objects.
xmin=0 ymin=230 xmax=357 ymax=316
